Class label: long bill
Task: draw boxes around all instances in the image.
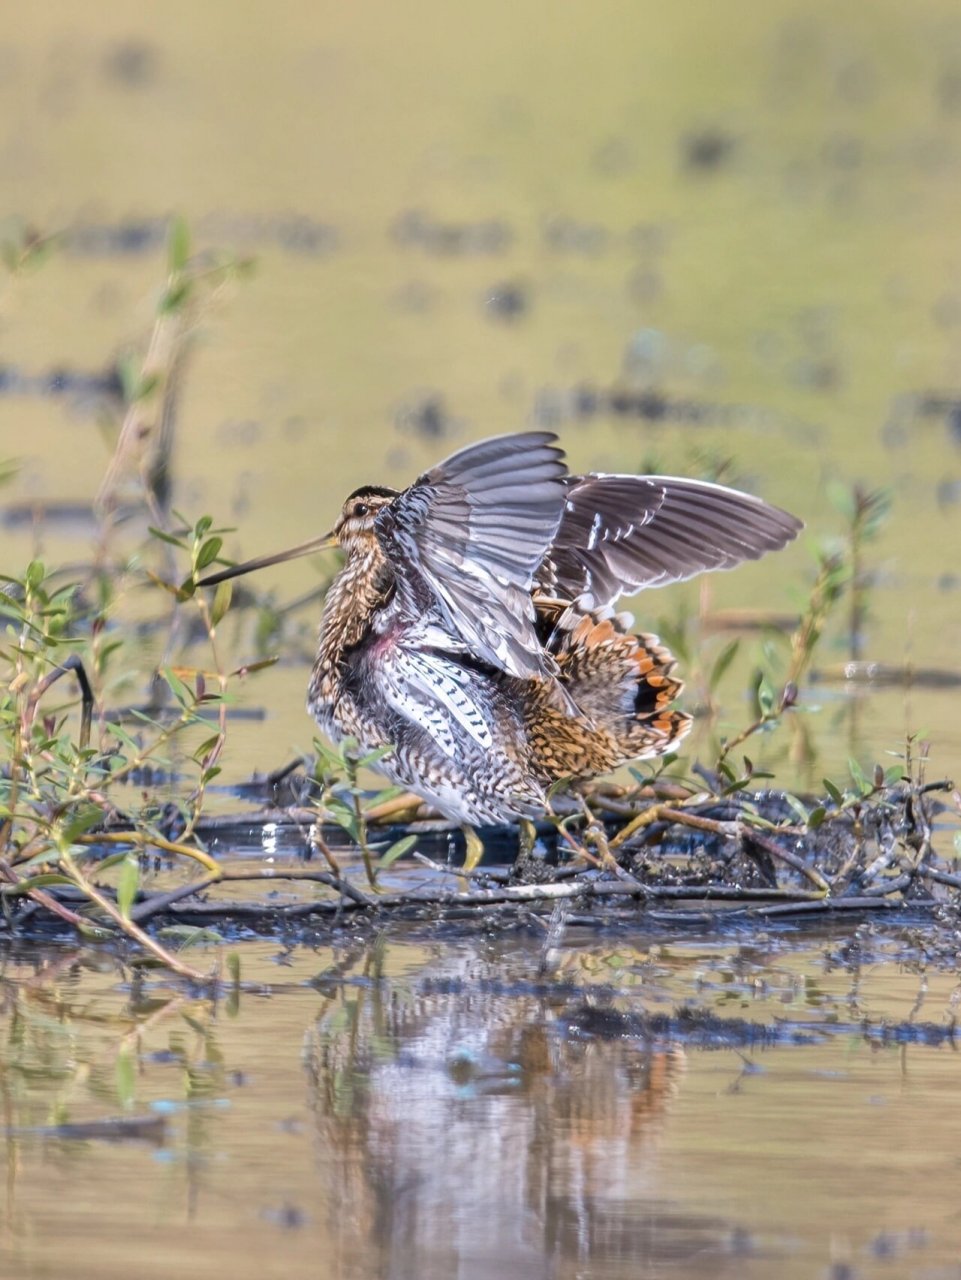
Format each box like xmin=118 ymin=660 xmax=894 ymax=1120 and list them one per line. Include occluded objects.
xmin=197 ymin=532 xmax=339 ymax=587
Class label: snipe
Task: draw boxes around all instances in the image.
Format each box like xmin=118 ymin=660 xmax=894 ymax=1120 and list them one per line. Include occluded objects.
xmin=203 ymin=432 xmax=801 ymax=860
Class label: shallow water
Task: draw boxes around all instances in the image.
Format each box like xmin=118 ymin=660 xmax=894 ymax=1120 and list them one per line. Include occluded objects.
xmin=4 ymin=927 xmax=961 ymax=1280
xmin=2 ymin=2 xmax=961 ymax=1276
xmin=1 ymin=0 xmax=960 ymax=791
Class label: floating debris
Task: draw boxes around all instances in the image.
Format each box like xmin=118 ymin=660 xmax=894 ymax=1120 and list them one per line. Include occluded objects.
xmin=813 ymin=662 xmax=961 ymax=689
xmin=63 ymin=214 xmax=338 ymax=258
xmin=6 ymin=1114 xmax=167 ymax=1144
xmin=541 ymin=214 xmax=609 ymax=255
xmin=681 ymin=128 xmax=738 ymax=172
xmin=0 ymin=363 xmax=123 ymax=399
xmin=65 ymin=218 xmax=168 ymax=256
xmin=101 ymin=40 xmax=161 ymax=89
xmin=887 ymin=390 xmax=961 ymax=447
xmin=390 ymin=209 xmax=512 ymax=255
xmin=529 ymin=384 xmax=798 ymax=431
xmin=394 ymin=392 xmax=457 ymax=439
xmin=0 ymin=500 xmax=99 ymax=533
xmin=483 ymin=280 xmax=529 ymax=321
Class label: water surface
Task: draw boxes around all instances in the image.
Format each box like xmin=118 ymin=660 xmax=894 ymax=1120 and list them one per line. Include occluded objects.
xmin=3 ymin=927 xmax=960 ymax=1279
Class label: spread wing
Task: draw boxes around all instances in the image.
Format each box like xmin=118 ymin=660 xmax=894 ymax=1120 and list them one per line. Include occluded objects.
xmin=375 ymin=432 xmax=568 ymax=678
xmin=539 ymin=474 xmax=803 ymax=608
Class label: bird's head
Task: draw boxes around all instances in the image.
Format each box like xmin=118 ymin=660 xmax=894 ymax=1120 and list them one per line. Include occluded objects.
xmin=333 ymin=486 xmax=397 ymax=555
xmin=195 ymin=485 xmax=398 ymax=589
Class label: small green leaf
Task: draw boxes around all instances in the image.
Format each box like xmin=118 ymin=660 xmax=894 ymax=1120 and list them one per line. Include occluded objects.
xmin=720 ymin=777 xmax=751 ymax=796
xmin=99 ymin=638 xmax=125 ymax=665
xmin=2 ymin=872 xmax=75 ymax=896
xmin=168 ymin=215 xmax=190 ymax=274
xmin=156 ymin=924 xmax=223 ymax=946
xmin=783 ymin=793 xmax=810 ymax=825
xmin=192 ymin=733 xmax=223 ymax=763
xmin=314 ymin=738 xmax=346 ymax=774
xmin=163 ymin=667 xmax=195 ymax=709
xmin=211 ymin=580 xmax=233 ymax=626
xmin=326 ymin=798 xmax=360 ymax=841
xmin=848 ymin=757 xmax=869 ymax=795
xmin=757 ymin=675 xmax=777 ymax=718
xmin=148 ymin=528 xmax=187 ymax=553
xmin=808 ymin=806 xmax=827 ymax=829
xmin=117 ymin=853 xmax=139 ymax=920
xmin=823 ymin=778 xmax=844 ymax=806
xmin=740 ymin=810 xmax=778 ymax=831
xmin=377 ymin=834 xmax=417 ymax=868
xmin=195 ymin=535 xmax=225 ymax=570
xmin=709 ymin=639 xmax=740 ymax=692
xmin=60 ymin=804 xmax=104 ymax=843
xmin=159 ymin=279 xmax=191 ymax=313
xmin=357 ymin=744 xmax=394 ymax=769
xmin=195 ymin=537 xmax=223 ymax=571
xmin=15 ymin=847 xmax=68 ymax=870
xmin=367 ymin=785 xmax=406 ymax=808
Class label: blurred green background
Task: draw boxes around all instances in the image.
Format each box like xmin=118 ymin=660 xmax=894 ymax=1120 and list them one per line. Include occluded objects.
xmin=2 ymin=0 xmax=959 ymax=782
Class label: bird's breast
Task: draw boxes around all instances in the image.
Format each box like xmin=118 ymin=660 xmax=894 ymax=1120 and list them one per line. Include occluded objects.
xmin=351 ymin=628 xmax=497 ymax=757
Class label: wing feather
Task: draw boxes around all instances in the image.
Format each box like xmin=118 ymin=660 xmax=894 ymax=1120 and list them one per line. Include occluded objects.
xmin=542 ymin=474 xmax=803 ymax=606
xmin=376 ymin=432 xmax=568 ymax=677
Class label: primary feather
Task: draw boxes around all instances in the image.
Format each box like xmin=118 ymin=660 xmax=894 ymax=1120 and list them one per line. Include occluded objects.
xmin=374 ymin=431 xmax=569 ymax=680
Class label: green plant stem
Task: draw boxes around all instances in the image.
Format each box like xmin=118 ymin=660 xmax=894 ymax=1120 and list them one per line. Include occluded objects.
xmin=72 ymin=830 xmax=221 ymax=873
xmin=177 ymin=592 xmax=228 ymax=842
xmin=716 ymin=710 xmax=781 ymax=768
xmin=350 ymin=791 xmax=378 ymax=888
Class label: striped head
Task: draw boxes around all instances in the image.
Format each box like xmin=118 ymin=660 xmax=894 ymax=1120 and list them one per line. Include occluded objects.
xmin=333 ymin=485 xmax=398 ymax=556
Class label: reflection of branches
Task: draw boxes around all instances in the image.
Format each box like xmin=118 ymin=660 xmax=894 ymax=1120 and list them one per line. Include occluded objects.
xmin=0 ymin=954 xmax=225 ymax=1234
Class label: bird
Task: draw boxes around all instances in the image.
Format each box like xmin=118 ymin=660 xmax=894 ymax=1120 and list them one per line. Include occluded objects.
xmin=201 ymin=432 xmax=802 ymax=866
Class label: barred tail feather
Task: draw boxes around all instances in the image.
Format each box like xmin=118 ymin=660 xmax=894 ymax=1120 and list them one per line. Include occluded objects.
xmin=536 ymin=600 xmax=691 ymax=770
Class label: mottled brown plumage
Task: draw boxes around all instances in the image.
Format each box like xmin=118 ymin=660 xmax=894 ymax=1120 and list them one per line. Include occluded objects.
xmin=203 ymin=432 xmax=802 ymax=831
xmin=525 ymin=602 xmax=689 ymax=781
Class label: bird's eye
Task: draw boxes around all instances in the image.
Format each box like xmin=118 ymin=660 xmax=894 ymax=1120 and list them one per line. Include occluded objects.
xmin=353 ymin=502 xmax=369 ymax=518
